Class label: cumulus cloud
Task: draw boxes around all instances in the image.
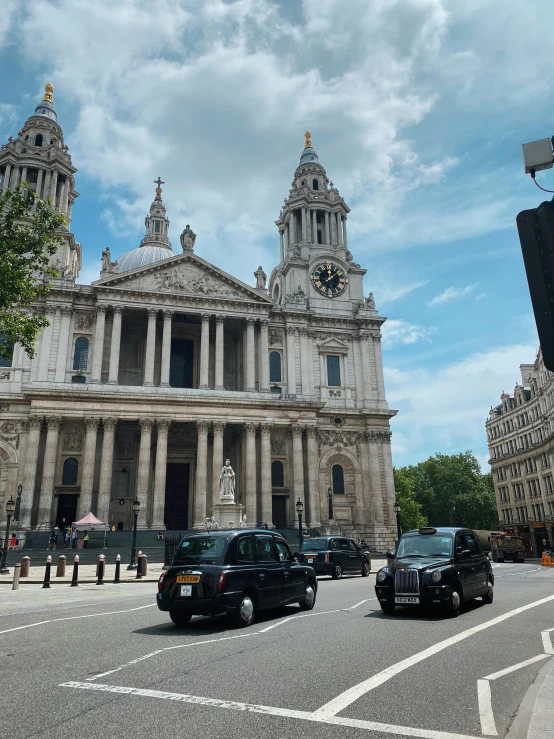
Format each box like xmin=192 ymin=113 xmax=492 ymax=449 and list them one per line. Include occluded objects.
xmin=382 ymin=318 xmax=437 ymax=346
xmin=372 ymin=279 xmax=429 ymax=306
xmin=427 ymin=283 xmax=478 ymax=307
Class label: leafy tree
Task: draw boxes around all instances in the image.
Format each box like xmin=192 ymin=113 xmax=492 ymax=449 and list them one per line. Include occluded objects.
xmin=395 ymin=452 xmax=497 ymax=531
xmin=393 ymin=468 xmax=427 ymax=532
xmin=0 ymin=183 xmax=65 ymax=360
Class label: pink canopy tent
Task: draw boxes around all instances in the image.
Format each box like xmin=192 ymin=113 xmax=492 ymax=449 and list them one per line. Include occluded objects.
xmin=72 ymin=512 xmax=108 ymax=547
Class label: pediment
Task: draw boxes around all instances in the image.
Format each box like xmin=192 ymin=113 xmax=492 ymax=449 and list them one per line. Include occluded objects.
xmin=315 ymin=335 xmax=350 ymax=354
xmin=93 ymin=252 xmax=272 ymax=304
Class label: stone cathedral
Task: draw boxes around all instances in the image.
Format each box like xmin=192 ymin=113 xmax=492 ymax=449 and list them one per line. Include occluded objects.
xmin=0 ymin=85 xmax=397 ymax=548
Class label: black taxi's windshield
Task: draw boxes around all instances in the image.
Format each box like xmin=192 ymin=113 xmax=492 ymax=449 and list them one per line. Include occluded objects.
xmin=396 ymin=533 xmax=453 ymax=559
xmin=173 ymin=536 xmax=227 ymax=564
xmin=301 ymin=538 xmax=328 ymax=551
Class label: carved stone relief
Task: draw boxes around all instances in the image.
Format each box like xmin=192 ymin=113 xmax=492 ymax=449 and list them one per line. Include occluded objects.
xmin=63 ymin=428 xmax=83 ymax=452
xmin=75 ymin=313 xmax=95 ymax=331
xmin=154 ymin=265 xmax=244 ymax=298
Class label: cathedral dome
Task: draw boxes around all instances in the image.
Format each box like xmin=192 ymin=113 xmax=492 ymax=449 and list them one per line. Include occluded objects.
xmin=116 ymin=244 xmax=174 ymax=273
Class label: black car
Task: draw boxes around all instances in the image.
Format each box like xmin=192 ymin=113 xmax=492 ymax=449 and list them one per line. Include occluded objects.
xmin=298 ymin=536 xmax=371 ymax=579
xmin=375 ymin=527 xmax=494 ymax=616
xmin=157 ymin=529 xmax=318 ymax=628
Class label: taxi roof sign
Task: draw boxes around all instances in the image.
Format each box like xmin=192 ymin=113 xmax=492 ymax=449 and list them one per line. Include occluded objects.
xmin=418 ymin=527 xmax=437 ymax=535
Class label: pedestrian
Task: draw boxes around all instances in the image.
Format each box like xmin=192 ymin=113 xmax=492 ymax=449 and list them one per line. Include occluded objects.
xmin=9 ymin=532 xmax=16 ymax=550
xmin=157 ymin=531 xmax=164 ymax=541
xmin=14 ymin=532 xmax=20 ymax=550
xmin=71 ymin=528 xmax=77 ymax=549
xmin=64 ymin=528 xmax=70 ymax=548
xmin=83 ymin=530 xmax=89 ymax=549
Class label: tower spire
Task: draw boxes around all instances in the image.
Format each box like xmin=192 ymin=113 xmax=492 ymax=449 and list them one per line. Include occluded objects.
xmin=154 ymin=176 xmax=164 ymax=202
xmin=304 ymin=130 xmax=312 ymax=148
xmin=43 ymin=82 xmax=54 ymax=103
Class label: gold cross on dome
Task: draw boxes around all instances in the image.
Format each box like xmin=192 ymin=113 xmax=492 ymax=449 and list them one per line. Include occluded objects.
xmin=154 ymin=177 xmax=164 ymax=199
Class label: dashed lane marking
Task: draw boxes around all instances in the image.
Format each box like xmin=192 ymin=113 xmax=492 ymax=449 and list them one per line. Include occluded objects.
xmin=60 ymin=681 xmax=481 ymax=739
xmin=0 ymin=603 xmax=156 ymax=635
xmin=477 ymin=680 xmax=497 ymax=736
xmin=483 ymin=654 xmax=550 ymax=681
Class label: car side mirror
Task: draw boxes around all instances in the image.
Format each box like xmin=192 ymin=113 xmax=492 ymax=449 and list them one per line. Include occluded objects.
xmin=458 ymin=549 xmax=471 ymax=560
xmin=385 ymin=551 xmax=395 ymax=560
xmin=292 ymin=552 xmax=299 ymax=561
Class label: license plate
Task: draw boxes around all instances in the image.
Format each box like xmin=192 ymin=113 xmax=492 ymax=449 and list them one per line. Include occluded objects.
xmin=176 ymin=575 xmax=200 ymax=583
xmin=180 ymin=585 xmax=192 ymax=597
xmin=306 ymin=557 xmax=316 ymax=562
xmin=395 ymin=596 xmax=419 ymax=604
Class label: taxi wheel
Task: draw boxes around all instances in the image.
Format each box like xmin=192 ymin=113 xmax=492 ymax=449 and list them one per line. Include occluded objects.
xmin=361 ymin=561 xmax=370 ymax=577
xmin=332 ymin=563 xmax=343 ymax=580
xmin=482 ymin=582 xmax=494 ymax=604
xmin=299 ymin=581 xmax=316 ymax=611
xmin=446 ymin=588 xmax=461 ymax=617
xmin=232 ymin=593 xmax=256 ymax=628
xmin=380 ymin=602 xmax=396 ymax=615
xmin=169 ymin=611 xmax=192 ymax=627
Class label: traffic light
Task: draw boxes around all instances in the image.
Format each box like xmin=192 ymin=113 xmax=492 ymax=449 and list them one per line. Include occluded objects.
xmin=517 ymin=199 xmax=554 ymax=371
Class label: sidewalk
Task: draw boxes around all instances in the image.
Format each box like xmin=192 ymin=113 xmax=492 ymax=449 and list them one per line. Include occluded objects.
xmin=0 ymin=561 xmax=165 ymax=585
xmin=527 ymin=658 xmax=554 ymax=739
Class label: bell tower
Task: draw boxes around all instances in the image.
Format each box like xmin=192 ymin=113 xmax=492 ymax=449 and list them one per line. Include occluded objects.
xmin=0 ymin=83 xmax=81 ymax=282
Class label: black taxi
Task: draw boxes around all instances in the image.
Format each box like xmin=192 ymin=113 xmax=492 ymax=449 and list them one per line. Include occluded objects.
xmin=298 ymin=536 xmax=371 ymax=579
xmin=157 ymin=529 xmax=317 ymax=628
xmin=375 ymin=527 xmax=494 ymax=616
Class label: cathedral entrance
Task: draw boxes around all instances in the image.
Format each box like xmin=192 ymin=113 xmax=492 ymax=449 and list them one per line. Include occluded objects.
xmin=165 ymin=463 xmax=190 ymax=530
xmin=56 ymin=494 xmax=78 ymax=529
xmin=169 ymin=339 xmax=194 ymax=388
xmin=272 ymin=496 xmax=287 ymax=528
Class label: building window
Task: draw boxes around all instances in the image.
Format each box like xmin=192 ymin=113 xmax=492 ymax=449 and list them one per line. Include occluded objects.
xmin=313 ymin=179 xmax=319 ymax=191
xmin=269 ymin=351 xmax=282 ymax=383
xmin=34 ymin=134 xmax=43 ymax=147
xmin=73 ymin=337 xmax=89 ymax=371
xmin=327 ymin=355 xmax=341 ymax=387
xmin=62 ymin=457 xmax=78 ymax=485
xmin=270 ymin=386 xmax=282 ymax=395
xmin=71 ymin=375 xmax=86 ymax=384
xmin=332 ymin=464 xmax=345 ymax=494
xmin=154 ymin=221 xmax=161 ymax=233
xmin=271 ymin=460 xmax=284 ymax=487
xmin=0 ymin=332 xmax=12 ymax=367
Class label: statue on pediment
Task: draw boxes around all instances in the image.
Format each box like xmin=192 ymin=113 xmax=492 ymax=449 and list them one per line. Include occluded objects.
xmin=101 ymin=247 xmax=118 ymax=274
xmin=180 ymin=224 xmax=196 ymax=251
xmin=365 ymin=292 xmax=376 ymax=310
xmin=254 ymin=266 xmax=267 ymax=290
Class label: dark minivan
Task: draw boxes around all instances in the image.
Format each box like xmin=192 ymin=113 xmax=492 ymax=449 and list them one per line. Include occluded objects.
xmin=157 ymin=529 xmax=318 ymax=628
xmin=298 ymin=536 xmax=371 ymax=579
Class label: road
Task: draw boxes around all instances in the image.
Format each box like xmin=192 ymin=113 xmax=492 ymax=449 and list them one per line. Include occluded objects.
xmin=0 ymin=561 xmax=553 ymax=739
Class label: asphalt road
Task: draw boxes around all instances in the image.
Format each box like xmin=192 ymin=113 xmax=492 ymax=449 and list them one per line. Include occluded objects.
xmin=0 ymin=562 xmax=553 ymax=739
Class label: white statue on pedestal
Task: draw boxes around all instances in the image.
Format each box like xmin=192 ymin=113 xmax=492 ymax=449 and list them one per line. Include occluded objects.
xmin=219 ymin=459 xmax=236 ymax=501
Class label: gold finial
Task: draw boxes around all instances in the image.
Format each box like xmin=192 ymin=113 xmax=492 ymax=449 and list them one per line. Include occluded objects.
xmin=43 ymin=82 xmax=54 ymax=103
xmin=304 ymin=130 xmax=312 ymax=148
xmin=154 ymin=176 xmax=164 ymax=200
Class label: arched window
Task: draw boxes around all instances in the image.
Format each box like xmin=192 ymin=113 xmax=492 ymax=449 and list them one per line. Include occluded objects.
xmin=62 ymin=457 xmax=78 ymax=485
xmin=0 ymin=333 xmax=12 ymax=368
xmin=34 ymin=134 xmax=43 ymax=147
xmin=269 ymin=351 xmax=282 ymax=383
xmin=271 ymin=460 xmax=284 ymax=487
xmin=332 ymin=464 xmax=345 ymax=494
xmin=73 ymin=337 xmax=89 ymax=370
xmin=313 ymin=179 xmax=319 ymax=191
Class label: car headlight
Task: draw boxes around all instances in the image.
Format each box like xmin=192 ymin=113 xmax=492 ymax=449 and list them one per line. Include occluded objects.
xmin=431 ymin=570 xmax=442 ymax=582
xmin=376 ymin=569 xmax=388 ymax=582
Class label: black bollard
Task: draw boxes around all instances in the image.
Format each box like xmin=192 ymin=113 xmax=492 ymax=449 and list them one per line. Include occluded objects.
xmin=113 ymin=554 xmax=121 ymax=584
xmin=136 ymin=551 xmax=143 ymax=580
xmin=70 ymin=554 xmax=79 ymax=587
xmin=96 ymin=554 xmax=105 ymax=585
xmin=42 ymin=555 xmax=52 ymax=589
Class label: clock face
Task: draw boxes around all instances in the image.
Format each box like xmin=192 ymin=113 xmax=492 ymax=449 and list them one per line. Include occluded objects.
xmin=311 ymin=262 xmax=348 ymax=298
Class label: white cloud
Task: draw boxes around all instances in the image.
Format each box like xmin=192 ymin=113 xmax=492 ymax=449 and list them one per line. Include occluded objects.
xmin=427 ymin=283 xmax=478 ymax=307
xmin=372 ymin=279 xmax=429 ymax=306
xmin=0 ymin=0 xmax=18 ymax=50
xmin=382 ymin=318 xmax=437 ymax=346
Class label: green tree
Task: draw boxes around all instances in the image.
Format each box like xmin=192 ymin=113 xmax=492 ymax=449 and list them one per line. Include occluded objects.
xmin=393 ymin=468 xmax=427 ymax=532
xmin=0 ymin=183 xmax=65 ymax=360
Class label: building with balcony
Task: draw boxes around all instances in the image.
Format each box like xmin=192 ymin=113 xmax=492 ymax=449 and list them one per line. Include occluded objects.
xmin=0 ymin=87 xmax=397 ymax=548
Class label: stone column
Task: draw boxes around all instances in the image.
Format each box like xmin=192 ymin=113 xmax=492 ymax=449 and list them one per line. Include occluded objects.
xmin=214 ymin=315 xmax=225 ymax=390
xmin=244 ymin=423 xmax=257 ymax=525
xmin=62 ymin=178 xmax=70 ymax=214
xmin=194 ymin=420 xmax=209 ymax=527
xmin=67 ymin=199 xmax=74 ymax=222
xmin=108 ymin=306 xmax=123 ymax=384
xmin=360 ymin=333 xmax=375 ymax=403
xmin=381 ymin=432 xmax=396 ymax=525
xmin=35 ymin=169 xmax=43 ymax=199
xmin=279 ymin=229 xmax=284 ymax=262
xmin=137 ymin=419 xmax=154 ymax=528
xmin=143 ymin=308 xmax=157 ymax=386
xmin=211 ymin=421 xmax=226 ymax=513
xmin=286 ymin=326 xmax=296 ymax=394
xmin=299 ymin=327 xmax=311 ymax=396
xmin=260 ymin=423 xmax=273 ymax=526
xmin=55 ymin=305 xmax=72 ymax=382
xmin=246 ymin=317 xmax=256 ymax=391
xmin=97 ymin=418 xmax=117 ymax=524
xmin=43 ymin=171 xmax=51 ymax=201
xmin=20 ymin=416 xmax=42 ymax=527
xmin=37 ymin=416 xmax=62 ymax=526
xmin=160 ymin=309 xmax=173 ymax=387
xmin=306 ymin=426 xmax=321 ymax=526
xmin=324 ymin=212 xmax=330 ymax=244
xmin=367 ymin=432 xmax=384 ymax=524
xmin=91 ymin=305 xmax=107 ymax=383
xmin=50 ymin=169 xmax=59 ymax=205
xmin=291 ymin=425 xmax=305 ymax=506
xmin=373 ymin=335 xmax=386 ymax=400
xmin=343 ymin=216 xmax=348 ymax=248
xmin=336 ymin=213 xmax=343 ymax=245
xmin=288 ymin=215 xmax=295 ymax=247
xmin=78 ymin=417 xmax=100 ymax=518
xmin=2 ymin=163 xmax=11 ymax=191
xmin=301 ymin=207 xmax=307 ymax=241
xmin=152 ymin=420 xmax=170 ymax=528
xmin=20 ymin=167 xmax=27 ymax=185
xmin=312 ymin=210 xmax=317 ymax=245
xmin=37 ymin=305 xmax=55 ymax=381
xmin=259 ymin=318 xmax=269 ymax=392
xmin=199 ymin=313 xmax=210 ymax=388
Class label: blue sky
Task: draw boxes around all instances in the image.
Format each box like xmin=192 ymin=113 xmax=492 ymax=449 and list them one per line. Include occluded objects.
xmin=1 ymin=0 xmax=551 ymax=470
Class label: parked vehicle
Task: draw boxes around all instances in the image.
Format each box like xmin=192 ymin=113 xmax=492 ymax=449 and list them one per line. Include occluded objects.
xmin=489 ymin=533 xmax=524 ymax=563
xmin=298 ymin=536 xmax=371 ymax=579
xmin=157 ymin=529 xmax=317 ymax=628
xmin=375 ymin=526 xmax=494 ymax=617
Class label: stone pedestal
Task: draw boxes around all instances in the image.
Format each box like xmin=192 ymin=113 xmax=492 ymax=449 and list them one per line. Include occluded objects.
xmin=212 ymin=502 xmax=245 ymax=529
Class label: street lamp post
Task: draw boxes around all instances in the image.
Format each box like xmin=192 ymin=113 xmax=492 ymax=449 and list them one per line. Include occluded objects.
xmin=127 ymin=499 xmax=140 ymax=570
xmin=393 ymin=500 xmax=402 ymax=544
xmin=296 ymin=498 xmax=304 ymax=553
xmin=14 ymin=483 xmax=22 ymax=523
xmin=0 ymin=496 xmax=16 ymax=574
xmin=327 ymin=487 xmax=334 ymax=521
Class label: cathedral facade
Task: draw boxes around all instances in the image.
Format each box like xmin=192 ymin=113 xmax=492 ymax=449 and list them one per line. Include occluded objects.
xmin=0 ymin=86 xmax=397 ymax=548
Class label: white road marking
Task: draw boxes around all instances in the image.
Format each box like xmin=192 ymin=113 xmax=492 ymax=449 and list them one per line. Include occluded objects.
xmin=508 ymin=568 xmax=541 ymax=576
xmin=311 ymin=592 xmax=554 ymax=719
xmin=0 ymin=603 xmax=155 ymax=635
xmin=483 ymin=654 xmax=550 ymax=681
xmin=258 ymin=609 xmax=341 ymax=633
xmin=541 ymin=628 xmax=554 ymax=655
xmin=477 ymin=680 xmax=498 ymax=736
xmin=60 ymin=681 xmax=482 ymax=739
xmin=345 ymin=599 xmax=371 ymax=610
